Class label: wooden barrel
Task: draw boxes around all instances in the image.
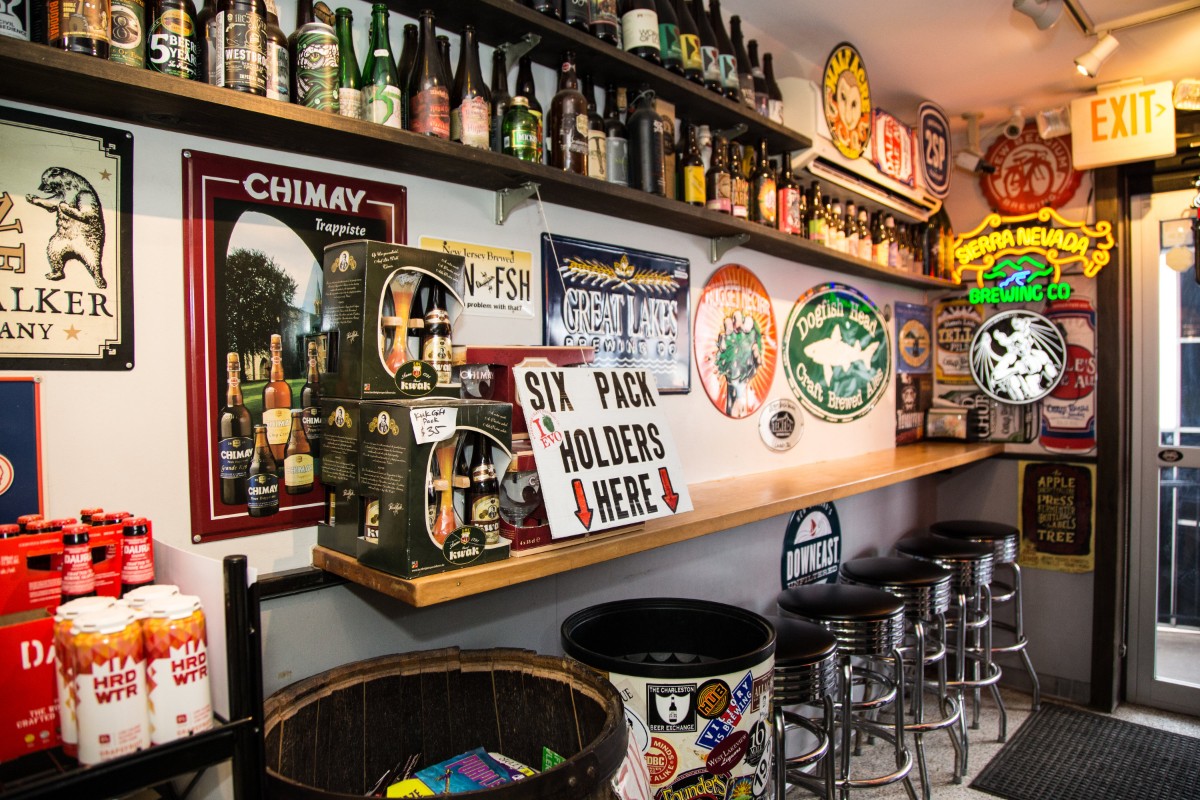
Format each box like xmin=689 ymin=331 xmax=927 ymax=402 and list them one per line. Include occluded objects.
xmin=263 ymin=647 xmax=626 ymax=799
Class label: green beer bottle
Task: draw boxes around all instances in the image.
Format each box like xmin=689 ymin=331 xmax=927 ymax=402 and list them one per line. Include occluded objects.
xmin=502 ymin=96 xmax=540 ymax=163
xmin=362 ymin=3 xmax=400 ymax=127
xmin=334 ymin=8 xmax=363 ymax=119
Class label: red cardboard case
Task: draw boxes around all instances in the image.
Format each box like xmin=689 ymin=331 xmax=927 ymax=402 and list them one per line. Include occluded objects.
xmin=0 ymin=611 xmax=58 ymax=762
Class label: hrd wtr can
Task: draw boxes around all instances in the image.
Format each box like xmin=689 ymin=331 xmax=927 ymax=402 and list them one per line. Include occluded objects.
xmin=122 ymin=583 xmax=181 ymax=615
xmin=72 ymin=606 xmax=150 ymax=764
xmin=53 ymin=596 xmax=118 ymax=758
xmin=143 ymin=594 xmax=213 ymax=743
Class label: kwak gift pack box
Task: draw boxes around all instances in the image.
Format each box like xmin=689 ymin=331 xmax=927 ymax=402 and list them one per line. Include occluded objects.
xmin=317 ymin=398 xmax=363 ymax=557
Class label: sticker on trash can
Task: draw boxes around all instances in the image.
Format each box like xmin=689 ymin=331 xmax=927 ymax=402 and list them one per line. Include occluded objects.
xmin=706 ymin=730 xmax=749 ymax=774
xmin=781 ymin=503 xmax=842 ymax=589
xmin=695 ymin=672 xmax=753 ymax=750
xmin=646 ymin=737 xmax=678 ymax=784
xmin=696 ymin=679 xmax=731 ymax=719
xmin=647 ymin=684 xmax=697 ymax=733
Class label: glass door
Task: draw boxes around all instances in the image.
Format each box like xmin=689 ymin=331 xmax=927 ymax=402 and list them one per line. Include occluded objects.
xmin=1128 ymin=189 xmax=1200 ymax=714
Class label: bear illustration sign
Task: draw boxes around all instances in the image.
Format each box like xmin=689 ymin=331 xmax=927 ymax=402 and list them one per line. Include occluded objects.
xmin=0 ymin=107 xmax=134 ymax=370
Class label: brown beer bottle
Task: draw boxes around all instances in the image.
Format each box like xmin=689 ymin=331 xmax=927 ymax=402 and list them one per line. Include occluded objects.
xmin=261 ymin=333 xmax=292 ymax=461
xmin=421 ymin=284 xmax=453 ymax=384
xmin=548 ymin=51 xmax=589 ymax=175
xmin=247 ymin=425 xmax=281 ymax=517
xmin=218 ymin=352 xmax=254 ymax=505
xmin=465 ymin=433 xmax=500 ymax=545
xmin=408 ymin=9 xmax=451 ymax=138
xmin=284 ymin=410 xmax=315 ymax=495
xmin=300 ymin=341 xmax=321 ymax=458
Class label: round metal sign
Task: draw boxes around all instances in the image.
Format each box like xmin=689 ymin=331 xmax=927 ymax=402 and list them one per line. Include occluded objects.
xmin=782 ymin=283 xmax=891 ymax=423
xmin=981 ymin=122 xmax=1082 ymax=214
xmin=822 ymin=43 xmax=872 ymax=160
xmin=970 ymin=310 xmax=1066 ymax=404
xmin=918 ymin=101 xmax=952 ymax=199
xmin=694 ymin=264 xmax=778 ymax=419
xmin=758 ymin=398 xmax=803 ymax=451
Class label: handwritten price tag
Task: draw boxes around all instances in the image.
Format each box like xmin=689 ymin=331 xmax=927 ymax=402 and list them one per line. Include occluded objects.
xmin=410 ymin=406 xmax=458 ymax=445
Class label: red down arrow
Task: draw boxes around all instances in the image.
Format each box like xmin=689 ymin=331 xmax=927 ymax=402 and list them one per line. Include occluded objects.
xmin=659 ymin=468 xmax=679 ymax=512
xmin=572 ymin=479 xmax=593 ymax=529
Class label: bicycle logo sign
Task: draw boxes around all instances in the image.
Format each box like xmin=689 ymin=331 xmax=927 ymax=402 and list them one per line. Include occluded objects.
xmin=980 ymin=122 xmax=1082 ymax=215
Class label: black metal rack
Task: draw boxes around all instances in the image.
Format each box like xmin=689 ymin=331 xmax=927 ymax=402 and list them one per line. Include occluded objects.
xmin=0 ymin=556 xmax=265 ymax=800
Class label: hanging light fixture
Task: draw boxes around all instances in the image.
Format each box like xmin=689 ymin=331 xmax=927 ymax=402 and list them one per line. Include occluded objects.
xmin=1013 ymin=0 xmax=1063 ymax=30
xmin=1075 ymin=33 xmax=1119 ymax=78
xmin=1035 ymin=106 xmax=1071 ymax=138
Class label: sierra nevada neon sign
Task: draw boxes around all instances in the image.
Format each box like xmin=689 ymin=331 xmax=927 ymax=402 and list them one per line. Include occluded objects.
xmin=952 ymin=207 xmax=1114 ymax=305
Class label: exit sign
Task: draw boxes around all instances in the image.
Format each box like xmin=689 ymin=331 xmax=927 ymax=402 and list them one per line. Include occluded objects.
xmin=1071 ymin=81 xmax=1176 ymax=169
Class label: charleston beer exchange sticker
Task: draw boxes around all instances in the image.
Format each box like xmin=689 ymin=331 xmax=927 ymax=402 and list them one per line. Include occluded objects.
xmin=782 ymin=283 xmax=890 ymax=423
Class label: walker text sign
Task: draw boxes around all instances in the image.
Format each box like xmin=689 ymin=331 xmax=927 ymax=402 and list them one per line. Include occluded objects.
xmin=514 ymin=367 xmax=692 ymax=539
xmin=1070 ymin=80 xmax=1175 ymax=169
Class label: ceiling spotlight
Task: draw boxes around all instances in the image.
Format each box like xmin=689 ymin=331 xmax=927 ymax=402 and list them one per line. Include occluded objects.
xmin=1003 ymin=107 xmax=1026 ymax=139
xmin=1075 ymin=33 xmax=1119 ymax=78
xmin=955 ymin=150 xmax=996 ymax=174
xmin=1036 ymin=106 xmax=1071 ymax=138
xmin=1013 ymin=0 xmax=1063 ymax=30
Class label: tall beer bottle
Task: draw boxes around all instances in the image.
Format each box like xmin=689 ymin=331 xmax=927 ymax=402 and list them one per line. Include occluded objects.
xmin=334 ymin=7 xmax=363 ymax=119
xmin=262 ymin=0 xmax=289 ymax=101
xmin=146 ymin=0 xmax=200 ymax=79
xmin=619 ymin=0 xmax=659 ymax=66
xmin=729 ymin=15 xmax=755 ymax=110
xmin=451 ymin=26 xmax=491 ymax=149
xmin=219 ymin=0 xmax=267 ymax=95
xmin=363 ymin=4 xmax=401 ymax=127
xmin=437 ymin=34 xmax=452 ymax=88
xmin=300 ymin=341 xmax=321 ymax=459
xmin=532 ymin=0 xmax=561 ymax=20
xmin=730 ymin=141 xmax=748 ymax=218
xmin=747 ymin=39 xmax=768 ymax=116
xmin=48 ymin=0 xmax=111 ymax=58
xmin=109 ymin=0 xmax=146 ymax=68
xmin=705 ymin=133 xmax=731 ymax=214
xmin=247 ymin=425 xmax=280 ymax=517
xmin=583 ymin=73 xmax=606 ymax=180
xmin=654 ymin=0 xmax=681 ymax=75
xmin=261 ymin=333 xmax=292 ymax=462
xmin=627 ymin=86 xmax=665 ymax=196
xmin=284 ymin=410 xmax=315 ymax=495
xmin=548 ymin=51 xmax=589 ymax=175
xmin=588 ymin=0 xmax=618 ymax=44
xmin=196 ymin=0 xmax=220 ymax=83
xmin=514 ymin=55 xmax=543 ymax=162
xmin=763 ymin=51 xmax=784 ymax=123
xmin=749 ymin=138 xmax=776 ymax=226
xmin=421 ymin=284 xmax=453 ymax=385
xmin=563 ymin=0 xmax=589 ymax=31
xmin=290 ymin=0 xmax=338 ymax=112
xmin=489 ymin=48 xmax=510 ymax=153
xmin=707 ymin=0 xmax=737 ymax=102
xmin=777 ymin=153 xmax=802 ymax=235
xmin=603 ymin=83 xmax=628 ymax=186
xmin=690 ymin=0 xmax=720 ymax=94
xmin=465 ymin=434 xmax=500 ymax=545
xmin=409 ymin=9 xmax=450 ymax=138
xmin=673 ymin=0 xmax=702 ymax=84
xmin=218 ymin=352 xmax=254 ymax=505
xmin=679 ymin=123 xmax=705 ymax=206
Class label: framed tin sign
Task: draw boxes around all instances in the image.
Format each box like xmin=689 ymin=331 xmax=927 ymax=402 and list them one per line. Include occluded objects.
xmin=981 ymin=122 xmax=1082 ymax=215
xmin=870 ymin=108 xmax=915 ymax=187
xmin=782 ymin=283 xmax=890 ymax=423
xmin=542 ymin=233 xmax=690 ymax=393
xmin=918 ymin=101 xmax=952 ymax=199
xmin=781 ymin=502 xmax=842 ymax=589
xmin=822 ymin=42 xmax=872 ymax=160
xmin=894 ymin=302 xmax=932 ymax=374
xmin=0 ymin=106 xmax=134 ymax=370
xmin=694 ymin=264 xmax=777 ymax=418
xmin=970 ymin=309 xmax=1066 ymax=404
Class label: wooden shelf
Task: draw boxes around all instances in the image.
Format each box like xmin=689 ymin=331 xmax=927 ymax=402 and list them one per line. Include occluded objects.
xmin=0 ymin=38 xmax=955 ymax=290
xmin=312 ymin=441 xmax=1002 ymax=607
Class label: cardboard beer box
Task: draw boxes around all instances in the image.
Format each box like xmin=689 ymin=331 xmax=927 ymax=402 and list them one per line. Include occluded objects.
xmin=356 ymin=398 xmax=513 ymax=579
xmin=316 ymin=483 xmax=361 ymax=558
xmin=0 ymin=611 xmax=59 ymax=762
xmin=452 ymin=345 xmax=594 ymax=437
xmin=321 ymin=241 xmax=467 ymax=401
xmin=0 ymin=527 xmax=122 ymax=616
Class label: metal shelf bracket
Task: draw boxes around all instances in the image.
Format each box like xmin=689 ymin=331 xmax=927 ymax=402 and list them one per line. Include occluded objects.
xmin=714 ymin=123 xmax=749 ymax=142
xmin=710 ymin=233 xmax=750 ymax=263
xmin=498 ymin=33 xmax=541 ymax=68
xmin=495 ymin=181 xmax=540 ymax=225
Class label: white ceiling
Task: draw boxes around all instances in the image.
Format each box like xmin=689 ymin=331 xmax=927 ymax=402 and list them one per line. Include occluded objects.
xmin=725 ymin=0 xmax=1200 ymax=141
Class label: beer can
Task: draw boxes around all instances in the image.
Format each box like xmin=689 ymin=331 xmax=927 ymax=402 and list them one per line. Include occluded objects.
xmin=143 ymin=594 xmax=213 ymax=744
xmin=293 ymin=22 xmax=339 ymax=112
xmin=72 ymin=606 xmax=149 ymax=765
xmin=122 ymin=583 xmax=180 ymax=616
xmin=53 ymin=596 xmax=119 ymax=758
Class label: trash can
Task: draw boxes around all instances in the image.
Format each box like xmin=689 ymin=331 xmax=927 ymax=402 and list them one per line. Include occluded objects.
xmin=561 ymin=598 xmax=777 ymax=798
xmin=263 ymin=647 xmax=626 ymax=799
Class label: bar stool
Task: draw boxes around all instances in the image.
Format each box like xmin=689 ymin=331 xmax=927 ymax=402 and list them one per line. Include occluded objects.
xmin=930 ymin=519 xmax=1040 ymax=711
xmin=777 ymin=584 xmax=916 ymax=800
xmin=894 ymin=536 xmax=1004 ymax=751
xmin=840 ymin=557 xmax=965 ymax=797
xmin=769 ymin=616 xmax=839 ymax=800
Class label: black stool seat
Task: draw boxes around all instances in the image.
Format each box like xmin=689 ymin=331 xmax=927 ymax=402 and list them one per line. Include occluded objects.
xmin=930 ymin=520 xmax=1019 ymax=564
xmin=895 ymin=536 xmax=994 ymax=593
xmin=841 ymin=557 xmax=953 ymax=619
xmin=770 ymin=617 xmax=839 ymax=705
xmin=778 ymin=584 xmax=905 ymax=656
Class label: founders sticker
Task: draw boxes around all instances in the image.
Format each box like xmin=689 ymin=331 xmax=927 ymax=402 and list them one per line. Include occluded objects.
xmin=970 ymin=309 xmax=1066 ymax=404
xmin=782 ymin=283 xmax=890 ymax=423
xmin=758 ymin=398 xmax=803 ymax=452
xmin=647 ymin=684 xmax=697 ymax=733
xmin=781 ymin=503 xmax=842 ymax=589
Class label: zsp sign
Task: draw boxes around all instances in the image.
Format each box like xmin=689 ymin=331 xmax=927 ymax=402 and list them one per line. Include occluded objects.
xmin=1071 ymin=80 xmax=1175 ymax=169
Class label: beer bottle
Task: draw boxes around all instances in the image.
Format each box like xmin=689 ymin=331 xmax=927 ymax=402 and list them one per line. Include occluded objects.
xmin=196 ymin=0 xmax=220 ymax=84
xmin=61 ymin=525 xmax=97 ymax=603
xmin=465 ymin=434 xmax=501 ymax=545
xmin=218 ymin=352 xmax=254 ymax=505
xmin=335 ymin=8 xmax=363 ymax=120
xmin=885 ymin=214 xmax=899 ymax=268
xmin=777 ymin=153 xmax=802 ymax=235
xmin=707 ymin=0 xmax=738 ymax=102
xmin=290 ymin=0 xmax=338 ymax=112
xmin=824 ymin=196 xmax=839 ymax=249
xmin=514 ymin=55 xmax=543 ymax=162
xmin=300 ymin=341 xmax=321 ymax=459
xmin=363 ymin=4 xmax=401 ymax=128
xmin=763 ymin=51 xmax=784 ymax=124
xmin=750 ymin=138 xmax=776 ymax=225
xmin=408 ymin=9 xmax=450 ymax=138
xmin=120 ymin=517 xmax=155 ymax=594
xmin=620 ymin=0 xmax=659 ymax=65
xmin=627 ymin=85 xmax=664 ymax=196
xmin=421 ymin=284 xmax=453 ymax=385
xmin=588 ymin=0 xmax=618 ymax=45
xmin=261 ymin=333 xmax=292 ymax=462
xmin=679 ymin=123 xmax=705 ymax=206
xmin=48 ymin=0 xmax=111 ymax=57
xmin=747 ymin=39 xmax=768 ymax=117
xmin=502 ymin=96 xmax=540 ymax=162
xmin=284 ymin=410 xmax=315 ymax=495
xmin=662 ymin=112 xmax=677 ymax=200
xmin=219 ymin=0 xmax=267 ymax=95
xmin=437 ymin=34 xmax=452 ymax=88
xmin=532 ymin=0 xmax=561 ymax=20
xmin=729 ymin=142 xmax=749 ymax=218
xmin=655 ymin=0 xmax=681 ymax=75
xmin=395 ymin=23 xmax=417 ymax=127
xmin=674 ymin=0 xmax=702 ymax=84
xmin=247 ymin=426 xmax=280 ymax=517
xmin=603 ymin=83 xmax=628 ymax=186
xmin=147 ymin=0 xmax=200 ymax=79
xmin=729 ymin=15 xmax=755 ymax=110
xmin=262 ymin=0 xmax=289 ymax=101
xmin=548 ymin=51 xmax=588 ymax=175
xmin=109 ymin=0 xmax=146 ymax=67
xmin=451 ymin=26 xmax=491 ymax=149
xmin=583 ymin=73 xmax=606 ymax=180
xmin=0 ymin=525 xmax=18 ymax=540
xmin=689 ymin=0 xmax=721 ymax=94
xmin=858 ymin=208 xmax=872 ymax=261
xmin=563 ymin=0 xmax=589 ymax=31
xmin=489 ymin=48 xmax=510 ymax=153
xmin=844 ymin=200 xmax=859 ymax=254
xmin=705 ymin=134 xmax=731 ymax=213
xmin=807 ymin=181 xmax=824 ymax=241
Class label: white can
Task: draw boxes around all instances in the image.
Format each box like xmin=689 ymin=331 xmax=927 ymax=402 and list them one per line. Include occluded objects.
xmin=53 ymin=596 xmax=118 ymax=758
xmin=121 ymin=584 xmax=181 ymax=616
xmin=72 ymin=607 xmax=150 ymax=765
xmin=143 ymin=594 xmax=213 ymax=744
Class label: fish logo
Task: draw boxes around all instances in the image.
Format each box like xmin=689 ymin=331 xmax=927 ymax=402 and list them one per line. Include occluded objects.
xmin=803 ymin=326 xmax=880 ymax=383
